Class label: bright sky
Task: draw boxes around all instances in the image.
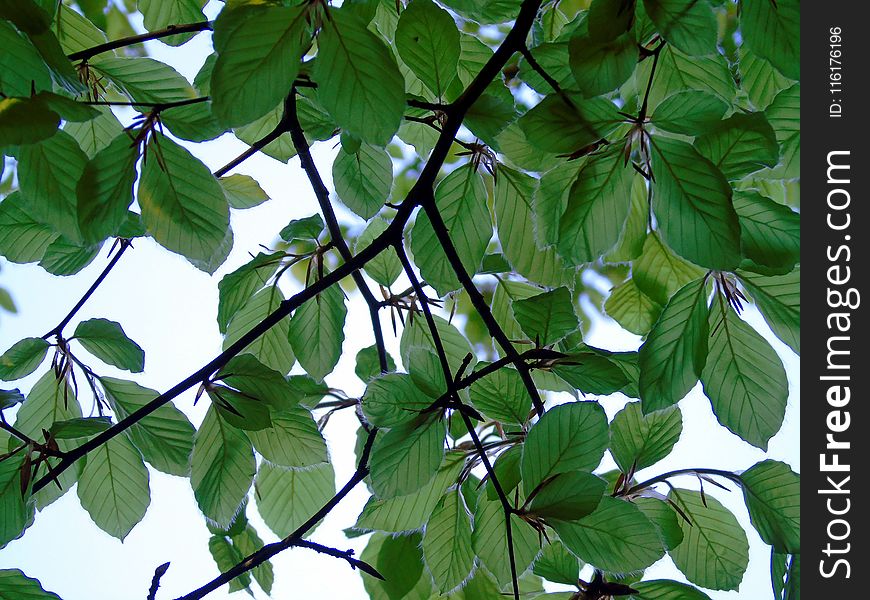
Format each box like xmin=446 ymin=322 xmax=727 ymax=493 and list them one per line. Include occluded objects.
xmin=0 ymin=4 xmax=799 ymax=599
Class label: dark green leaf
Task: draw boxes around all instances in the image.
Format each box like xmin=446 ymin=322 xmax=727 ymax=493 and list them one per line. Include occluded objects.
xmin=0 ymin=338 xmax=49 ymax=381
xmin=740 ymin=460 xmax=800 ymax=554
xmin=73 ymin=318 xmax=145 ymax=372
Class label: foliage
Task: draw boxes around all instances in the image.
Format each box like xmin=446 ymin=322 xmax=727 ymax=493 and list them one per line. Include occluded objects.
xmin=0 ymin=0 xmax=799 ymax=599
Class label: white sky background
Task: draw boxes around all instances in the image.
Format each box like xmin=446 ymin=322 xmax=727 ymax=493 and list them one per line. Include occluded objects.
xmin=0 ymin=4 xmax=800 ymax=599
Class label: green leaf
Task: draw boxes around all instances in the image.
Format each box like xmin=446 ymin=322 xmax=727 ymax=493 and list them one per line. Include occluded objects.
xmin=552 ymin=350 xmax=631 ymax=396
xmin=370 ymin=418 xmax=446 ymax=498
xmin=551 ymin=496 xmax=665 ymax=573
xmin=223 ymin=288 xmax=296 ymax=375
xmin=288 ymin=281 xmax=347 ymax=382
xmin=0 ymin=193 xmax=59 ymax=265
xmin=100 ymin=377 xmax=195 ymax=476
xmin=472 ymin=496 xmax=541 ymax=587
xmin=138 ymin=134 xmax=229 ymax=268
xmin=610 ymin=401 xmax=682 ymax=472
xmin=569 ymin=31 xmax=638 ymax=96
xmin=139 ymin=0 xmax=207 ymax=46
xmin=48 ymin=416 xmax=112 ymax=439
xmin=90 ymin=56 xmax=196 ymax=105
xmin=494 ymin=166 xmax=573 ymax=288
xmin=650 ymin=91 xmax=728 ymax=136
xmin=701 ymin=302 xmax=788 ymax=449
xmin=0 ymin=452 xmax=33 ymax=549
xmin=217 ymin=354 xmax=301 ymax=411
xmin=511 ymin=287 xmax=579 ymax=346
xmin=333 ymin=143 xmax=393 ymax=220
xmin=668 ymin=489 xmax=749 ymax=590
xmin=64 ymin=106 xmax=124 ymax=159
xmin=635 ymin=497 xmax=684 ymax=550
xmin=519 ymin=94 xmax=619 ymax=155
xmin=207 ymin=385 xmax=273 ymax=431
xmin=628 ymin=580 xmax=713 ymax=600
xmin=410 ymin=165 xmax=490 ymax=296
xmin=0 ymin=97 xmax=59 ymax=147
xmin=76 ymin=132 xmax=140 ymax=244
xmin=533 ymin=540 xmax=582 ymax=586
xmin=527 ymin=471 xmax=606 ymax=520
xmin=633 ymin=233 xmax=705 ymax=306
xmin=207 ymin=535 xmax=251 ymax=594
xmin=740 ymin=0 xmax=799 ymax=80
xmin=231 ymin=524 xmax=274 ymax=594
xmin=374 ymin=532 xmax=426 ymax=600
xmin=361 ymin=373 xmax=433 ymax=428
xmin=638 ymin=278 xmax=709 ymax=414
xmin=395 ymin=0 xmax=460 ymax=98
xmin=0 ymin=21 xmax=52 ymax=97
xmin=211 ymin=6 xmax=308 ymax=128
xmin=640 ymin=45 xmax=736 ymax=111
xmin=77 ymin=433 xmax=150 ymax=540
xmin=219 ymin=174 xmax=269 ymax=210
xmin=738 ymin=48 xmax=792 ymax=110
xmin=0 ymin=338 xmax=49 ymax=381
xmin=650 ymin=136 xmax=741 ymax=270
xmin=0 ymin=570 xmax=62 ymax=600
xmin=17 ymin=130 xmax=88 ymax=244
xmin=605 ymin=278 xmax=663 ymax=336
xmin=0 ymin=389 xmax=24 ymax=410
xmin=247 ymin=406 xmax=327 ymax=469
xmin=733 ymin=191 xmax=800 ymax=274
xmin=190 ymin=407 xmax=255 ymax=528
xmin=740 ymin=460 xmax=800 ymax=554
xmin=557 ymin=145 xmax=634 ymax=264
xmin=73 ymin=318 xmax=145 ymax=372
xmin=31 ymin=92 xmax=98 ymax=123
xmin=279 ymin=214 xmax=325 ymax=242
xmin=217 ymin=253 xmax=280 ymax=334
xmin=11 ymin=371 xmax=81 ymax=509
xmin=255 ymin=461 xmax=335 ymax=537
xmin=355 ymin=217 xmax=402 ymax=287
xmin=484 ymin=445 xmax=523 ymax=502
xmin=313 ymin=8 xmax=405 ymax=145
xmin=737 ymin=269 xmax=799 ymax=355
xmin=587 ymin=0 xmax=636 ymax=42
xmin=762 ymin=83 xmax=800 ymax=179
xmin=469 ymin=366 xmax=531 ymax=425
xmin=38 ymin=237 xmax=100 ymax=276
xmin=355 ymin=345 xmax=396 ymax=382
xmin=521 ymin=401 xmax=609 ymax=493
xmin=695 ymin=113 xmax=780 ymax=180
xmin=643 ymin=0 xmax=717 ymax=56
xmin=422 ymin=490 xmax=475 ymax=593
xmin=355 ymin=452 xmax=464 ymax=533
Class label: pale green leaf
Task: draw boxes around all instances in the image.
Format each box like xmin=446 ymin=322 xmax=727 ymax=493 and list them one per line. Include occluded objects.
xmin=410 ymin=165 xmax=490 ymax=296
xmin=217 ymin=253 xmax=280 ymax=334
xmin=370 ymin=418 xmax=446 ymax=498
xmin=361 ymin=373 xmax=433 ymax=428
xmin=650 ymin=136 xmax=741 ymax=270
xmin=139 ymin=0 xmax=207 ymax=46
xmin=288 ymin=281 xmax=347 ymax=382
xmin=247 ymin=406 xmax=327 ymax=469
xmin=207 ymin=535 xmax=251 ymax=593
xmin=73 ymin=318 xmax=145 ymax=373
xmin=191 ymin=408 xmax=256 ymax=528
xmin=333 ymin=143 xmax=393 ymax=220
xmin=628 ymin=580 xmax=712 ymax=600
xmin=521 ymin=401 xmax=609 ymax=493
xmin=422 ymin=490 xmax=475 ymax=593
xmin=138 ymin=134 xmax=230 ymax=268
xmin=604 ymin=278 xmax=663 ymax=336
xmin=740 ymin=460 xmax=800 ymax=554
xmin=0 ymin=193 xmax=59 ymax=265
xmin=223 ymin=288 xmax=296 ymax=375
xmin=77 ymin=433 xmax=150 ymax=540
xmin=701 ymin=302 xmax=788 ymax=449
xmin=355 ymin=217 xmax=402 ymax=287
xmin=219 ymin=174 xmax=270 ymax=210
xmin=650 ymin=91 xmax=728 ymax=135
xmin=0 ymin=569 xmax=62 ymax=600
xmin=737 ymin=268 xmax=800 ymax=355
xmin=511 ymin=287 xmax=579 ymax=346
xmin=668 ymin=489 xmax=749 ymax=590
xmin=313 ymin=8 xmax=405 ymax=145
xmin=472 ymin=496 xmax=541 ymax=587
xmin=0 ymin=453 xmax=34 ymax=549
xmin=395 ymin=0 xmax=460 ymax=98
xmin=100 ymin=377 xmax=195 ymax=476
xmin=632 ymin=233 xmax=705 ymax=306
xmin=469 ymin=366 xmax=531 ymax=425
xmin=609 ymin=401 xmax=682 ymax=472
xmin=551 ymin=496 xmax=665 ymax=573
xmin=255 ymin=461 xmax=335 ymax=537
xmin=638 ymin=278 xmax=709 ymax=413
xmin=695 ymin=112 xmax=780 ymax=180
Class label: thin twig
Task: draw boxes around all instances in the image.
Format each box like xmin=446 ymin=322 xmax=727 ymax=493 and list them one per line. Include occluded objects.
xmin=68 ymin=21 xmax=214 ymax=61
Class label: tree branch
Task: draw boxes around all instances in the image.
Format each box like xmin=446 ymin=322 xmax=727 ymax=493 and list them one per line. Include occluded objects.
xmin=285 ymin=91 xmax=389 ymax=373
xmin=68 ymin=21 xmax=214 ymax=62
xmin=622 ymin=467 xmax=743 ymax=496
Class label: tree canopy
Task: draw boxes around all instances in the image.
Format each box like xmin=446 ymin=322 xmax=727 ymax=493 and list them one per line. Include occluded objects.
xmin=0 ymin=1 xmax=799 ymax=599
